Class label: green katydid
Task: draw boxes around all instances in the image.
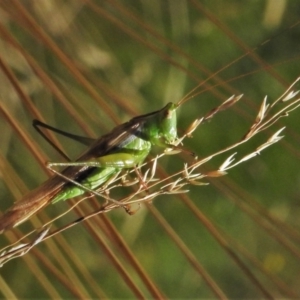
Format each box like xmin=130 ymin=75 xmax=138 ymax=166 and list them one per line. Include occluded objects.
xmin=0 ymin=102 xmax=181 ymax=233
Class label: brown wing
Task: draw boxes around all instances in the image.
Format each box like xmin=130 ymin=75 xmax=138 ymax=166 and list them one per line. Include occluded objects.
xmin=0 ymin=176 xmax=63 ymax=233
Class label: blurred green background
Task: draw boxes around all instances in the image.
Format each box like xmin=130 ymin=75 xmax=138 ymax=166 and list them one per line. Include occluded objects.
xmin=0 ymin=0 xmax=300 ymax=298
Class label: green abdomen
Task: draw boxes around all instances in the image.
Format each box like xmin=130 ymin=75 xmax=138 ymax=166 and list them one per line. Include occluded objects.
xmin=51 ymin=167 xmax=116 ymax=203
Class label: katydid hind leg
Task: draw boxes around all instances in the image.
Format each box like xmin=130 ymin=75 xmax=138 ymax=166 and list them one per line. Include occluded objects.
xmin=47 ymin=164 xmax=121 ymax=205
xmin=33 ymin=119 xmax=70 ymax=161
xmin=33 ymin=120 xmax=95 ymax=146
xmin=33 ymin=119 xmax=96 ymax=161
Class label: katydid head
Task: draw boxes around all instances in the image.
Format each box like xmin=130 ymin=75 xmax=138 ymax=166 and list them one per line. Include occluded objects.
xmin=146 ymin=102 xmax=178 ymax=148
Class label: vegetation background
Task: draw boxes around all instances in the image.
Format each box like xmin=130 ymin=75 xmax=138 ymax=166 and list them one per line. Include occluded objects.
xmin=0 ymin=0 xmax=299 ymax=298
